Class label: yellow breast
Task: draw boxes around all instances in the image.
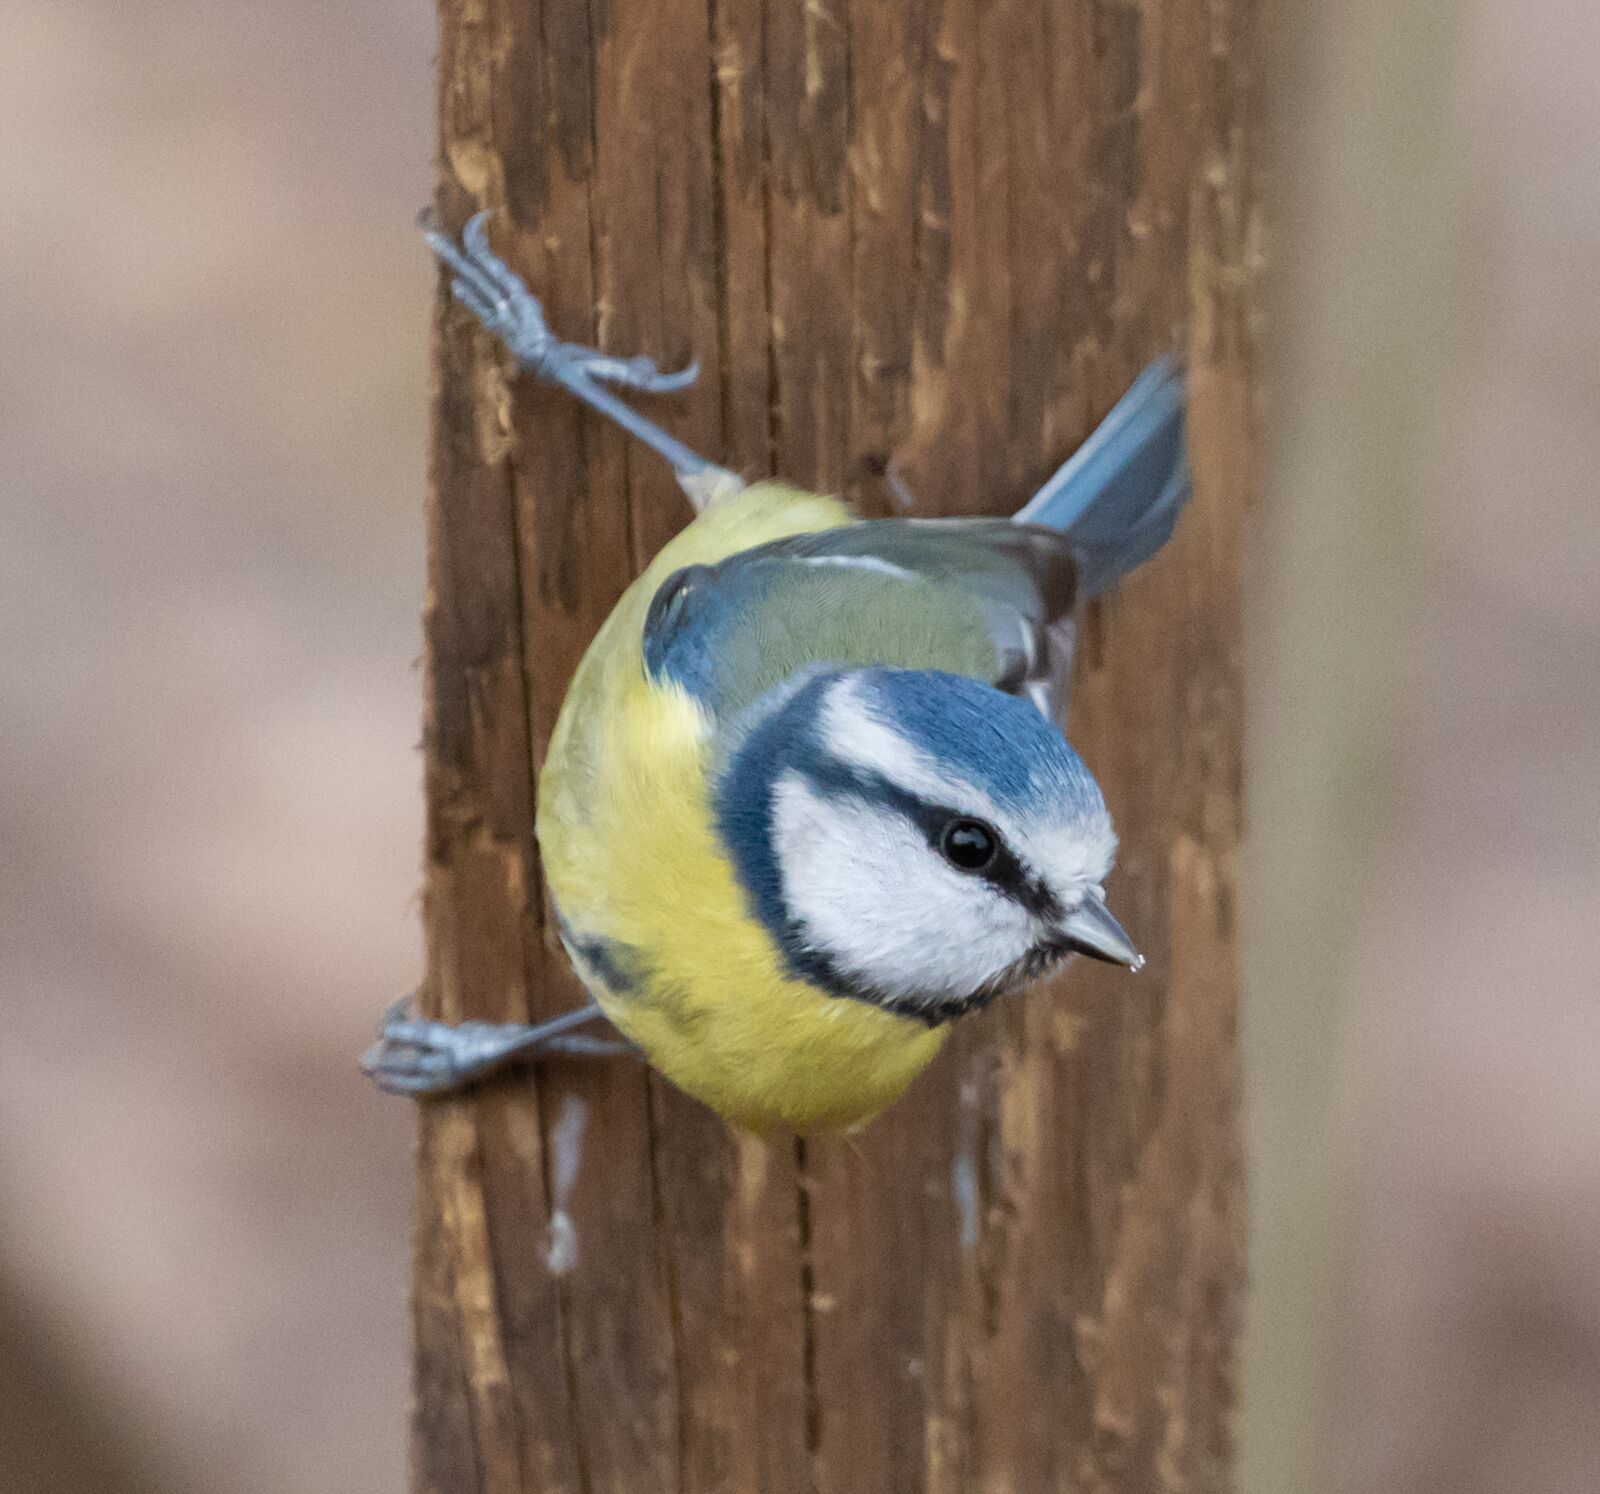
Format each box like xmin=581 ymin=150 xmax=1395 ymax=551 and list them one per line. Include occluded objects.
xmin=536 ymin=483 xmax=947 ymax=1132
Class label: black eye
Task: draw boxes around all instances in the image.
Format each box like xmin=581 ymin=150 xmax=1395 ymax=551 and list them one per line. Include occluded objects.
xmin=939 ymin=818 xmax=998 ymax=872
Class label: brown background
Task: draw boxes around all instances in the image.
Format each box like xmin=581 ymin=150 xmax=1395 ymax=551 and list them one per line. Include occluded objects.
xmin=1 ymin=3 xmax=428 ymax=1491
xmin=3 ymin=0 xmax=1599 ymax=1492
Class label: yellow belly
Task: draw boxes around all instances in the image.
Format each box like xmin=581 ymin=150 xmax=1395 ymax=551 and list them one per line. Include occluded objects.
xmin=536 ymin=483 xmax=947 ymax=1132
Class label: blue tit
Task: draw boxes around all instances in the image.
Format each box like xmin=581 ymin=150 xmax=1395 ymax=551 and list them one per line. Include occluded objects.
xmin=365 ymin=213 xmax=1190 ymax=1133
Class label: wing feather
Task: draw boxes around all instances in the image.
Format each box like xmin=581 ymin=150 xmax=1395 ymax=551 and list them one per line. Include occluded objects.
xmin=642 ymin=518 xmax=1081 ymax=721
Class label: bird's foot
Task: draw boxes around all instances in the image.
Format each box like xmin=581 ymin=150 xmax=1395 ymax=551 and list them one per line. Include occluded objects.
xmin=361 ymin=994 xmax=637 ymax=1097
xmin=421 ymin=209 xmax=733 ymax=494
xmin=423 ymin=211 xmax=699 ymax=394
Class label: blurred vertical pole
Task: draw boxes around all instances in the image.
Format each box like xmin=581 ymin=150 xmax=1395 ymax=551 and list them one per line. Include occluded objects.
xmin=1249 ymin=0 xmax=1600 ymax=1489
xmin=410 ymin=0 xmax=1257 ymax=1489
xmin=1240 ymin=0 xmax=1471 ymax=1491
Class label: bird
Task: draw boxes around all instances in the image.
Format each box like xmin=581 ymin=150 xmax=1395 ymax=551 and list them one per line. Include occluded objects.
xmin=363 ymin=211 xmax=1191 ymax=1133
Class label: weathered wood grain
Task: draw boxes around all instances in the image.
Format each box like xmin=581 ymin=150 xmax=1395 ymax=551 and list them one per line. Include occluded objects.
xmin=414 ymin=0 xmax=1256 ymax=1485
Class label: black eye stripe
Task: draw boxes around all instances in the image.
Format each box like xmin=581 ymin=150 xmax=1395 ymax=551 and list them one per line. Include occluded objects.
xmin=793 ymin=755 xmax=1064 ymax=921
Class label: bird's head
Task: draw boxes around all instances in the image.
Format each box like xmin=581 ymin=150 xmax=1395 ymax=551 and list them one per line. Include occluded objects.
xmin=714 ymin=667 xmax=1140 ymax=1024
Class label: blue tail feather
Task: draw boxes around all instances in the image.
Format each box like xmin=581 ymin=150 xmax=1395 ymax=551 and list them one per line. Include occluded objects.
xmin=1013 ymin=357 xmax=1192 ymax=599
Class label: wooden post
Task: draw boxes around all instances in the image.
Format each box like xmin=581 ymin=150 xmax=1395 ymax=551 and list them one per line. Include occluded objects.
xmin=411 ymin=0 xmax=1256 ymax=1488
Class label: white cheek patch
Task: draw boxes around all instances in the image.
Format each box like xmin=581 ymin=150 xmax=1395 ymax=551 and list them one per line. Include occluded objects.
xmin=770 ymin=773 xmax=1037 ymax=1003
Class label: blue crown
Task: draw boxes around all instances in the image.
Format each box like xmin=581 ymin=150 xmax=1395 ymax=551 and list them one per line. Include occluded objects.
xmin=853 ymin=668 xmax=1104 ymax=822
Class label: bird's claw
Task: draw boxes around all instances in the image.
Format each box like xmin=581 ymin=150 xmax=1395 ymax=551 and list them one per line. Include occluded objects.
xmin=585 ymin=351 xmax=701 ymax=396
xmin=361 ymin=991 xmax=637 ymax=1097
xmin=423 ymin=210 xmax=699 ymax=395
xmin=360 ymin=994 xmax=494 ymax=1096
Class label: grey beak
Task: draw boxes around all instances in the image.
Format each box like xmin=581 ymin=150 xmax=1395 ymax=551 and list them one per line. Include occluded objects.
xmin=1060 ymin=893 xmax=1144 ymax=971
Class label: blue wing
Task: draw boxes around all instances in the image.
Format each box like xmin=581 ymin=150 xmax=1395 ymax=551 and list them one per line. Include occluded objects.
xmin=642 ymin=519 xmax=1077 ymax=720
xmin=644 ymin=359 xmax=1190 ymax=721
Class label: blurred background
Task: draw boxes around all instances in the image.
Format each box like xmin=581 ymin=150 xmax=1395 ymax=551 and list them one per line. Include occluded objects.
xmin=1 ymin=2 xmax=431 ymax=1491
xmin=1245 ymin=1 xmax=1600 ymax=1490
xmin=3 ymin=1 xmax=1598 ymax=1493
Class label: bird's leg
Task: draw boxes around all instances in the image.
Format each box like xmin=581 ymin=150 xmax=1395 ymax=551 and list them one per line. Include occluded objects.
xmin=362 ymin=994 xmax=639 ymax=1097
xmin=423 ymin=211 xmax=740 ymax=509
